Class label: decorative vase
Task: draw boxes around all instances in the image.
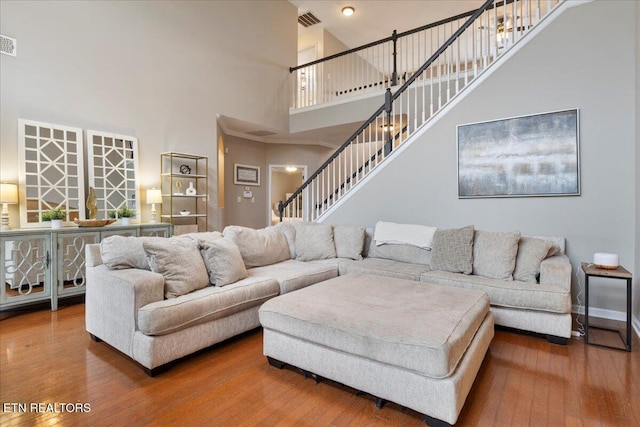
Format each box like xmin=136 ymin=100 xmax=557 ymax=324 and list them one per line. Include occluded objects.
xmin=121 ymin=217 xmax=131 ymax=226
xmin=51 ymin=219 xmax=62 ymax=230
xmin=186 ymin=182 xmax=197 ymax=196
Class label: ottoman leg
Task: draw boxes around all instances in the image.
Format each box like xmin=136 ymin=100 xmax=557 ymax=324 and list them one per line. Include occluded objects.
xmin=267 ymin=356 xmax=285 ymax=369
xmin=424 ymin=414 xmax=453 ymax=427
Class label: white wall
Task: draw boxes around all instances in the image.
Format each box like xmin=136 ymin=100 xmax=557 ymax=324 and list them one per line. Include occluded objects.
xmin=324 ymin=1 xmax=637 ymax=319
xmin=0 ymin=0 xmax=296 ymax=230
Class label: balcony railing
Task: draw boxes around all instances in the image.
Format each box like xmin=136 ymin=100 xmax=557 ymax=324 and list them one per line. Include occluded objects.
xmin=291 ymin=0 xmax=560 ymax=110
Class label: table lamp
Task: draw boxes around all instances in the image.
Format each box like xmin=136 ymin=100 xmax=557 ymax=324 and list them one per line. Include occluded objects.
xmin=1 ymin=183 xmax=19 ymax=231
xmin=146 ymin=188 xmax=162 ymax=223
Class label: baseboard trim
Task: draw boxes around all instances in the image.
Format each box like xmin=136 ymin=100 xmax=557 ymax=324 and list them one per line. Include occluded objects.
xmin=573 ymin=305 xmax=640 ymax=339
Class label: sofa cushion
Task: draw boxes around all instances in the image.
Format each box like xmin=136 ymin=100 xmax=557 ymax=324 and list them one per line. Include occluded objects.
xmin=472 ymin=230 xmax=521 ymax=281
xmin=295 ymin=224 xmax=336 ymax=261
xmin=100 ymin=235 xmax=165 ymax=270
xmin=199 ymin=238 xmax=248 ymax=286
xmin=373 ymin=221 xmax=437 ymax=249
xmin=420 ymin=270 xmax=570 ymax=313
xmin=143 ymin=238 xmax=210 ymax=298
xmin=513 ymin=237 xmax=557 ymax=283
xmin=333 ymin=225 xmax=365 ymax=260
xmin=339 ymin=258 xmax=431 ymax=281
xmin=179 ymin=231 xmax=223 ymax=244
xmin=430 ymin=225 xmax=474 ymax=274
xmin=223 ymin=225 xmax=290 ymax=268
xmin=248 ymin=259 xmax=338 ymax=294
xmin=138 ymin=276 xmax=280 ymax=335
xmin=365 ymin=228 xmax=431 ymax=266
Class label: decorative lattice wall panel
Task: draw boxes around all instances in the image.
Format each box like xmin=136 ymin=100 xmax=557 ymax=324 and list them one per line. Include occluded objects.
xmin=86 ymin=130 xmax=140 ymax=220
xmin=18 ymin=119 xmax=86 ymax=228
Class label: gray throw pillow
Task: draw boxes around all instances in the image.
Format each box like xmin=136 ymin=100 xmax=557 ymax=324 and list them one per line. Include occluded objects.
xmin=430 ymin=225 xmax=475 ymax=274
xmin=295 ymin=224 xmax=336 ymax=261
xmin=199 ymin=238 xmax=248 ymax=286
xmin=333 ymin=225 xmax=365 ymax=260
xmin=472 ymin=230 xmax=521 ymax=280
xmin=223 ymin=225 xmax=290 ymax=268
xmin=100 ymin=235 xmax=166 ymax=270
xmin=143 ymin=238 xmax=210 ymax=298
xmin=513 ymin=237 xmax=556 ymax=283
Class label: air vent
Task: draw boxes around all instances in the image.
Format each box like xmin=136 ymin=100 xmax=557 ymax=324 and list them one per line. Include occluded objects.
xmin=1 ymin=35 xmax=17 ymax=57
xmin=247 ymin=130 xmax=277 ymax=137
xmin=298 ymin=12 xmax=321 ymax=28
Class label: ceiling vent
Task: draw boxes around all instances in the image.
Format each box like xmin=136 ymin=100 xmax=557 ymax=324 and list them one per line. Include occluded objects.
xmin=298 ymin=12 xmax=321 ymax=28
xmin=247 ymin=130 xmax=277 ymax=137
xmin=1 ymin=35 xmax=17 ymax=57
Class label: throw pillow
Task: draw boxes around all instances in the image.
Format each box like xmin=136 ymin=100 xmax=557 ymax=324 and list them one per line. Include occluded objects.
xmin=273 ymin=222 xmax=297 ymax=258
xmin=333 ymin=225 xmax=365 ymax=260
xmin=472 ymin=230 xmax=521 ymax=281
xmin=223 ymin=225 xmax=290 ymax=268
xmin=513 ymin=236 xmax=556 ymax=283
xmin=143 ymin=238 xmax=210 ymax=298
xmin=100 ymin=235 xmax=165 ymax=270
xmin=430 ymin=225 xmax=475 ymax=274
xmin=199 ymin=238 xmax=248 ymax=286
xmin=295 ymin=224 xmax=336 ymax=261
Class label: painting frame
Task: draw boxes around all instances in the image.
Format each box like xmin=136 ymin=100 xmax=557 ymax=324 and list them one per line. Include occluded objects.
xmin=234 ymin=163 xmax=261 ymax=186
xmin=457 ymin=109 xmax=580 ymax=198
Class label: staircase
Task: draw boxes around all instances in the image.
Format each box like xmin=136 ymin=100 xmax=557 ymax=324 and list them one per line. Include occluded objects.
xmin=280 ymin=0 xmax=565 ymax=222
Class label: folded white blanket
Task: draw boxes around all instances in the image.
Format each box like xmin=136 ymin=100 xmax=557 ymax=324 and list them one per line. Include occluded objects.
xmin=374 ymin=221 xmax=437 ymax=249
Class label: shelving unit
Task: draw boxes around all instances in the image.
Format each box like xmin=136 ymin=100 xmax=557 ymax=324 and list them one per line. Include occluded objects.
xmin=160 ymin=152 xmax=208 ymax=233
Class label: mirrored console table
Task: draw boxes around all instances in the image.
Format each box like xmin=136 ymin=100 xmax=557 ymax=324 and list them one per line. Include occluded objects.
xmin=0 ymin=223 xmax=172 ymax=311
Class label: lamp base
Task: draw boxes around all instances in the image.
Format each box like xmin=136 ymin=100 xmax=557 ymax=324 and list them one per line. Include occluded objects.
xmin=1 ymin=204 xmax=10 ymax=231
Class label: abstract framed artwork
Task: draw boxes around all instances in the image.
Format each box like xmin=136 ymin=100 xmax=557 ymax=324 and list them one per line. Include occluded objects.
xmin=234 ymin=163 xmax=260 ymax=186
xmin=457 ymin=109 xmax=580 ymax=198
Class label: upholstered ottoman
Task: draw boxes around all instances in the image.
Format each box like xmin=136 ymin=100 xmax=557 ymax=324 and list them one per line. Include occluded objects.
xmin=259 ymin=273 xmax=493 ymax=426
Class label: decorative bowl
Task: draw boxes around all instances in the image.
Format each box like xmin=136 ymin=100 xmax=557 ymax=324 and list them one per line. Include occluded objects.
xmin=179 ymin=211 xmax=191 ymax=216
xmin=74 ymin=219 xmax=117 ymax=227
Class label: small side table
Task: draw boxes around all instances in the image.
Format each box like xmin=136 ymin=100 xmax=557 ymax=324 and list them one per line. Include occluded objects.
xmin=581 ymin=263 xmax=632 ymax=352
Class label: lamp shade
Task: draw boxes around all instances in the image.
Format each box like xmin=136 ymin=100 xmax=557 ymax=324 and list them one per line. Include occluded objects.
xmin=146 ymin=188 xmax=162 ymax=204
xmin=0 ymin=183 xmax=18 ymax=204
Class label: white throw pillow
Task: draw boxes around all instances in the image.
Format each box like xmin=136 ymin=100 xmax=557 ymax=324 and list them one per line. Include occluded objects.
xmin=333 ymin=225 xmax=365 ymax=260
xmin=199 ymin=238 xmax=248 ymax=286
xmin=223 ymin=225 xmax=290 ymax=268
xmin=472 ymin=230 xmax=521 ymax=281
xmin=295 ymin=224 xmax=336 ymax=261
xmin=513 ymin=237 xmax=556 ymax=283
xmin=143 ymin=238 xmax=210 ymax=298
xmin=100 ymin=235 xmax=166 ymax=270
xmin=374 ymin=221 xmax=437 ymax=249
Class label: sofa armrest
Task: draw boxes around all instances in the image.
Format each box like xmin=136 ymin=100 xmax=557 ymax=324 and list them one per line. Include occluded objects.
xmin=539 ymin=254 xmax=572 ymax=290
xmin=85 ymin=243 xmax=102 ymax=267
xmin=85 ymin=264 xmax=164 ymax=357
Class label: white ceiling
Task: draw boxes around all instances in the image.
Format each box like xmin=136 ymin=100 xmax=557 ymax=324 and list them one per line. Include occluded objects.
xmin=221 ymin=1 xmax=486 ymax=147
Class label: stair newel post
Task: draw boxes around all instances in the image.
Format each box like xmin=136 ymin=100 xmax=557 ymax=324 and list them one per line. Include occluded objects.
xmin=391 ymin=30 xmax=398 ymax=87
xmin=278 ymin=200 xmax=284 ymax=222
xmin=384 ymin=88 xmax=393 ymax=156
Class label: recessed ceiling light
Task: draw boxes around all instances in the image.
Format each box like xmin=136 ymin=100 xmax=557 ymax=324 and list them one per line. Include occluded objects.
xmin=342 ymin=6 xmax=355 ymax=17
xmin=285 ymin=166 xmax=298 ymax=173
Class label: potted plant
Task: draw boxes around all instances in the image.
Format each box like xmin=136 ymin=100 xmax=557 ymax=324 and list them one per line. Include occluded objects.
xmin=42 ymin=208 xmax=66 ymax=229
xmin=117 ymin=206 xmax=135 ymax=225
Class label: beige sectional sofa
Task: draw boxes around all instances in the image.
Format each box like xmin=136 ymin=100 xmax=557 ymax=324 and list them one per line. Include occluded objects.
xmin=85 ymin=221 xmax=572 ymax=376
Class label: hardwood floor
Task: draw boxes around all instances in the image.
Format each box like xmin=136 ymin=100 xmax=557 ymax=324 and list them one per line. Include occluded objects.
xmin=1 ymin=303 xmax=639 ymax=426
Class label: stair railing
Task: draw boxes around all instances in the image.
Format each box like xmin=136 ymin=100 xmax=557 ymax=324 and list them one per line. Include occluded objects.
xmin=281 ymin=0 xmax=562 ymax=222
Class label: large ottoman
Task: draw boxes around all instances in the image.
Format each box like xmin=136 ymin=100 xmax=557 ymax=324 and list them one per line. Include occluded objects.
xmin=259 ymin=273 xmax=494 ymax=426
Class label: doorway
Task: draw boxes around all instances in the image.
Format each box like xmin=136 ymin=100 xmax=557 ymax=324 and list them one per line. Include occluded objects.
xmin=268 ymin=165 xmax=307 ymax=226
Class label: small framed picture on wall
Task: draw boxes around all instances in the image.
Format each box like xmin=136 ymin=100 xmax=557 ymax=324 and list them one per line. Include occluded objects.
xmin=234 ymin=163 xmax=260 ymax=186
